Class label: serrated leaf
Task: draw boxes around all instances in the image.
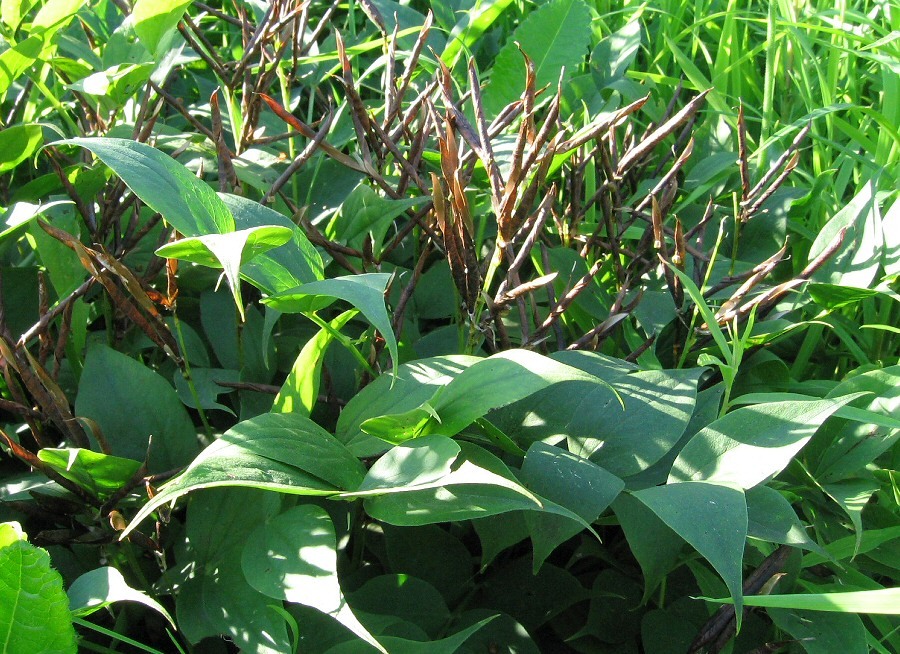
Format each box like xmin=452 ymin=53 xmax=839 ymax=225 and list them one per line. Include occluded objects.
xmin=0 ymin=528 xmax=77 ymax=654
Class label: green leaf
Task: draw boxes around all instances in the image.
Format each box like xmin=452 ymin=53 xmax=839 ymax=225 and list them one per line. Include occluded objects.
xmin=121 ymin=413 xmax=364 ymax=538
xmin=809 ymin=180 xmax=883 ymax=288
xmin=156 ymin=225 xmax=293 ymax=320
xmin=242 ymin=505 xmax=385 ymax=652
xmin=173 ymin=489 xmax=291 ymax=653
xmin=131 ymin=0 xmax=191 ymax=55
xmin=336 ymin=356 xmax=477 ymax=456
xmin=767 ymin=609 xmax=868 ymax=654
xmin=0 ymin=35 xmax=43 ymax=96
xmin=668 ymin=396 xmax=863 ymax=488
xmin=631 ymin=482 xmax=748 ymax=626
xmin=519 ymin=442 xmax=624 ymax=571
xmin=173 ymin=367 xmax=239 ymax=415
xmin=55 ymin=137 xmax=235 ymax=235
xmin=361 ymin=349 xmax=609 ymax=443
xmin=324 ymin=617 xmax=495 ymax=654
xmin=821 ymin=478 xmax=879 ymax=559
xmin=273 ymin=310 xmax=357 ymax=416
xmin=355 ymin=435 xmax=461 ymax=493
xmin=68 ymin=566 xmax=175 ymax=628
xmin=0 ymin=523 xmax=77 ymax=654
xmin=440 ymin=0 xmax=517 ymax=68
xmin=264 ymin=273 xmax=398 ymax=376
xmin=482 ymin=0 xmax=592 ymax=116
xmin=493 ymin=352 xmax=702 ymax=477
xmin=31 ymin=0 xmax=84 ymax=31
xmin=813 ymin=366 xmax=900 ymax=483
xmin=36 ymin=448 xmax=142 ymax=500
xmin=328 ymin=184 xmax=428 ymax=257
xmin=0 ymin=124 xmax=43 ymax=173
xmin=612 ymin=493 xmax=686 ymax=603
xmin=704 ymin=588 xmax=900 ymax=614
xmin=75 ymin=344 xmax=198 ymax=472
xmin=746 ymin=485 xmax=827 ymax=556
xmin=220 ymin=193 xmax=324 ymax=289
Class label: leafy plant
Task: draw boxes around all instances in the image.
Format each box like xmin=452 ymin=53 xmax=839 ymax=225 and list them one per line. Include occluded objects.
xmin=0 ymin=0 xmax=897 ymax=653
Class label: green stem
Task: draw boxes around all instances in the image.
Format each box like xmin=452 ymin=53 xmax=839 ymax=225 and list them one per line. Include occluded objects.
xmin=306 ymin=311 xmax=378 ymax=377
xmin=465 ymin=241 xmax=503 ymax=355
xmin=172 ymin=311 xmax=213 ymax=438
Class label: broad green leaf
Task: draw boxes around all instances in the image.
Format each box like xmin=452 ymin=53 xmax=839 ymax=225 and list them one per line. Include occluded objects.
xmin=75 ymin=345 xmax=198 ymax=472
xmin=493 ymin=352 xmax=701 ymax=477
xmin=265 ymin=273 xmax=398 ymax=376
xmin=220 ymin=193 xmax=324 ymax=289
xmin=242 ymin=505 xmax=385 ymax=653
xmin=746 ymin=485 xmax=827 ymax=555
xmin=173 ymin=367 xmax=239 ymax=415
xmin=813 ymin=366 xmax=900 ymax=483
xmin=809 ymin=180 xmax=883 ymax=288
xmin=703 ymin=588 xmax=900 ymax=614
xmin=355 ymin=435 xmax=461 ymax=493
xmin=0 ymin=34 xmax=42 ymax=95
xmin=55 ymin=137 xmax=235 ymax=235
xmin=156 ymin=225 xmax=293 ymax=320
xmin=0 ymin=524 xmax=77 ymax=654
xmin=350 ymin=574 xmax=450 ymax=638
xmin=821 ymin=478 xmax=879 ymax=559
xmin=473 ymin=511 xmax=530 ymax=570
xmin=361 ymin=349 xmax=609 ymax=443
xmin=808 ymin=282 xmax=900 ymax=310
xmin=121 ymin=413 xmax=364 ymax=537
xmin=323 ymin=618 xmax=495 ymax=654
xmin=440 ymin=0 xmax=517 ymax=67
xmin=336 ymin=356 xmax=477 ymax=456
xmin=1 ymin=0 xmax=31 ymax=29
xmin=519 ymin=442 xmax=624 ymax=571
xmin=328 ymin=184 xmax=428 ymax=257
xmin=0 ymin=124 xmax=43 ymax=173
xmin=353 ymin=442 xmax=594 ymax=529
xmin=273 ymin=310 xmax=357 ymax=415
xmin=612 ymin=493 xmax=685 ymax=603
xmin=591 ymin=17 xmax=642 ymax=86
xmin=482 ymin=0 xmax=592 ymax=116
xmin=668 ymin=396 xmax=862 ymax=488
xmin=0 ymin=520 xmax=26 ymax=547
xmin=36 ymin=448 xmax=142 ymax=500
xmin=131 ymin=0 xmax=191 ymax=55
xmin=31 ymin=0 xmax=84 ymax=31
xmin=475 ymin=557 xmax=590 ymax=632
xmin=174 ymin=489 xmax=290 ymax=653
xmin=631 ymin=482 xmax=747 ymax=625
xmin=68 ymin=566 xmax=175 ymax=628
xmin=802 ymin=526 xmax=900 ymax=568
xmin=768 ymin=609 xmax=868 ymax=654
xmin=383 ymin=524 xmax=474 ymax=604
